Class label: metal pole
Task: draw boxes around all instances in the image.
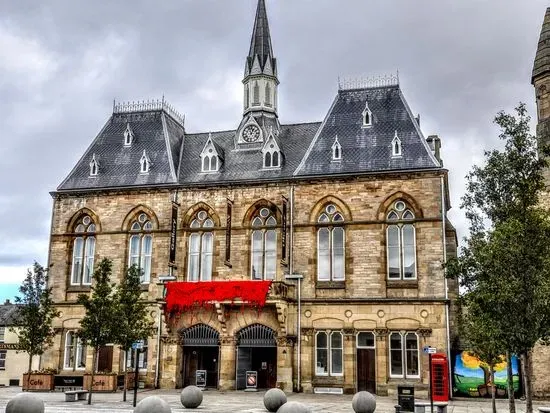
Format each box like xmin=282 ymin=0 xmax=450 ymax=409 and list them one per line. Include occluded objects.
xmin=440 ymin=175 xmax=452 ymax=400
xmin=429 ymin=353 xmax=434 ymax=413
xmin=133 ymin=348 xmax=139 ymax=407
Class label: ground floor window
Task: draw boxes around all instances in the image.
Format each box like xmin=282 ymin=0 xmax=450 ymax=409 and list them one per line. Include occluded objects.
xmin=0 ymin=350 xmax=5 ymax=369
xmin=127 ymin=341 xmax=148 ymax=370
xmin=315 ymin=330 xmax=343 ymax=376
xmin=389 ymin=332 xmax=419 ymax=378
xmin=64 ymin=331 xmax=86 ymax=370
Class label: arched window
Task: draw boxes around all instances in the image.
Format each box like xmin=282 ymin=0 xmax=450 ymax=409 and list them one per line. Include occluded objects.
xmin=251 ymin=207 xmax=277 ymax=280
xmin=332 ymin=136 xmax=342 ymax=161
xmin=188 ymin=210 xmax=214 ymax=281
xmin=71 ymin=214 xmax=96 ymax=285
xmin=263 ymin=142 xmax=281 ymax=169
xmin=317 ymin=204 xmax=345 ymax=281
xmin=387 ymin=200 xmax=416 ymax=280
xmin=128 ymin=213 xmax=153 ymax=284
xmin=245 ymin=84 xmax=250 ymax=109
xmin=392 ymin=131 xmax=402 ymax=157
xmin=140 ymin=150 xmax=151 ymax=173
xmin=253 ymin=82 xmax=260 ymax=106
xmin=315 ymin=330 xmax=343 ymax=376
xmin=89 ymin=154 xmax=99 ymax=176
xmin=265 ymin=83 xmax=272 ymax=107
xmin=64 ymin=331 xmax=86 ymax=370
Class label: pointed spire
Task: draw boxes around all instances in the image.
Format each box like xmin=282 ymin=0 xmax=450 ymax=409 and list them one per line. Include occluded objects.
xmin=533 ymin=7 xmax=550 ymax=84
xmin=247 ymin=0 xmax=275 ymax=73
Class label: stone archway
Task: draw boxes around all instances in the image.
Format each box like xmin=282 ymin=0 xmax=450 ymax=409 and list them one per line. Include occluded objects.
xmin=180 ymin=324 xmax=220 ymax=388
xmin=235 ymin=324 xmax=277 ymax=390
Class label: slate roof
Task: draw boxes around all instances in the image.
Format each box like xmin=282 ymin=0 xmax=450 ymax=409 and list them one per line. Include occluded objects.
xmin=533 ymin=7 xmax=550 ymax=83
xmin=57 ymin=85 xmax=441 ymax=192
xmin=58 ymin=110 xmax=183 ymax=190
xmin=246 ymin=0 xmax=275 ymax=74
xmin=0 ymin=303 xmax=23 ymax=326
xmin=295 ymin=85 xmax=440 ymax=176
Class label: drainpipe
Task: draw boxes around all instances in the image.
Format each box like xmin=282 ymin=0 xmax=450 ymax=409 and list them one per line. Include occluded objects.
xmin=441 ymin=175 xmax=452 ymax=399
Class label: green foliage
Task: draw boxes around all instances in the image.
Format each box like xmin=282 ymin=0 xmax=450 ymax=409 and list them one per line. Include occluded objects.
xmin=113 ymin=264 xmax=154 ymax=352
xmin=11 ymin=262 xmax=60 ymax=370
xmin=77 ymin=258 xmax=119 ymax=350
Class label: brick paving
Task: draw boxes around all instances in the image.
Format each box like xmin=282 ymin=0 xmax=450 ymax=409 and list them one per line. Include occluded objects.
xmin=0 ymin=387 xmax=546 ymax=412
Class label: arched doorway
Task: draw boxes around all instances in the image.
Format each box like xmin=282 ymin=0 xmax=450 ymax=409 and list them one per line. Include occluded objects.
xmin=236 ymin=324 xmax=277 ymax=390
xmin=180 ymin=324 xmax=220 ymax=388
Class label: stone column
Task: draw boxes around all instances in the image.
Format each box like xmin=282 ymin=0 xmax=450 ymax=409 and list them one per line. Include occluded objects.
xmin=276 ymin=336 xmax=294 ymax=391
xmin=300 ymin=328 xmax=314 ymax=393
xmin=159 ymin=337 xmax=178 ymax=389
xmin=374 ymin=328 xmax=389 ymax=396
xmin=219 ymin=337 xmax=236 ymax=390
xmin=343 ymin=328 xmax=356 ymax=394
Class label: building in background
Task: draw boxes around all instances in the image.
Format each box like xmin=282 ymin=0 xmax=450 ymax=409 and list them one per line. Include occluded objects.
xmin=42 ymin=0 xmax=457 ymax=395
xmin=0 ymin=301 xmax=39 ymax=387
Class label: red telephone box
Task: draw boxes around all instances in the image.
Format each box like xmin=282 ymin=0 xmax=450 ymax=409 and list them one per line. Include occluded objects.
xmin=430 ymin=353 xmax=449 ymax=402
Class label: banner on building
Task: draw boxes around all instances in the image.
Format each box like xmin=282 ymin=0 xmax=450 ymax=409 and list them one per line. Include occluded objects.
xmin=225 ymin=199 xmax=233 ymax=267
xmin=281 ymin=196 xmax=288 ymax=264
xmin=169 ymin=202 xmax=178 ymax=265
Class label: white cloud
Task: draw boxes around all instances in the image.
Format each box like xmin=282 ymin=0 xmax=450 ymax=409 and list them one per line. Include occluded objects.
xmin=0 ymin=265 xmax=29 ymax=285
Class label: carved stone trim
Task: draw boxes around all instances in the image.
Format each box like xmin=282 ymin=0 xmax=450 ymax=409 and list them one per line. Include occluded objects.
xmin=417 ymin=328 xmax=433 ymax=337
xmin=276 ymin=336 xmax=295 ymax=347
xmin=301 ymin=328 xmax=314 ymax=337
xmin=374 ymin=328 xmax=389 ymax=340
xmin=220 ymin=336 xmax=236 ymax=346
xmin=160 ymin=335 xmax=179 ymax=345
xmin=214 ymin=302 xmax=227 ymax=334
xmin=275 ymin=302 xmax=287 ymax=336
xmin=343 ymin=328 xmax=355 ymax=336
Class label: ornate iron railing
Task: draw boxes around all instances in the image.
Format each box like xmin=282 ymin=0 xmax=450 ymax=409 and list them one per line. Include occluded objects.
xmin=338 ymin=72 xmax=399 ymax=90
xmin=113 ymin=97 xmax=185 ymax=126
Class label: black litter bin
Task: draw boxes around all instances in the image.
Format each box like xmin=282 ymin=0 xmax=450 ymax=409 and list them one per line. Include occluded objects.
xmin=397 ymin=385 xmax=415 ymax=412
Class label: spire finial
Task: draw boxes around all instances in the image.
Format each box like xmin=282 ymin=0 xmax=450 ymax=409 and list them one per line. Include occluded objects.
xmin=533 ymin=8 xmax=550 ymax=84
xmin=247 ymin=0 xmax=274 ymax=72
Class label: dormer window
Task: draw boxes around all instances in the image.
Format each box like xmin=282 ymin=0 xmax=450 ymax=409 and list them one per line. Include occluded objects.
xmin=332 ymin=136 xmax=342 ymax=161
xmin=89 ymin=154 xmax=99 ymax=176
xmin=362 ymin=102 xmax=372 ymax=127
xmin=140 ymin=150 xmax=151 ymax=173
xmin=392 ymin=131 xmax=402 ymax=157
xmin=262 ymin=132 xmax=282 ymax=169
xmin=200 ymin=133 xmax=221 ymax=173
xmin=124 ymin=123 xmax=134 ymax=146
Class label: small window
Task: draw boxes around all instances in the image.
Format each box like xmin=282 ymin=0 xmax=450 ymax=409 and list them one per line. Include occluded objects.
xmin=245 ymin=84 xmax=250 ymax=109
xmin=140 ymin=150 xmax=150 ymax=173
xmin=315 ymin=330 xmax=343 ymax=376
xmin=89 ymin=154 xmax=99 ymax=176
xmin=332 ymin=137 xmax=342 ymax=161
xmin=389 ymin=332 xmax=419 ymax=379
xmin=0 ymin=327 xmax=4 ymax=342
xmin=0 ymin=350 xmax=6 ymax=370
xmin=265 ymin=83 xmax=272 ymax=107
xmin=357 ymin=332 xmax=375 ymax=348
xmin=362 ymin=102 xmax=372 ymax=127
xmin=124 ymin=123 xmax=134 ymax=146
xmin=392 ymin=131 xmax=402 ymax=157
xmin=253 ymin=82 xmax=260 ymax=106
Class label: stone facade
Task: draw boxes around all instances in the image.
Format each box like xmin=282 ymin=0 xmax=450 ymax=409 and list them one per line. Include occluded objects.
xmin=42 ymin=171 xmax=456 ymax=395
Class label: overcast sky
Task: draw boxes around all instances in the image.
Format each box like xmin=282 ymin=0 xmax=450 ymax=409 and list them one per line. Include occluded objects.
xmin=0 ymin=0 xmax=547 ymax=295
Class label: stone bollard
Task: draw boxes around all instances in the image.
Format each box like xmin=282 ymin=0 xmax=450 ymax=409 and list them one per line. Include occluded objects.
xmin=277 ymin=401 xmax=312 ymax=413
xmin=352 ymin=391 xmax=377 ymax=413
xmin=6 ymin=393 xmax=45 ymax=413
xmin=263 ymin=388 xmax=287 ymax=412
xmin=133 ymin=396 xmax=171 ymax=413
xmin=180 ymin=385 xmax=203 ymax=409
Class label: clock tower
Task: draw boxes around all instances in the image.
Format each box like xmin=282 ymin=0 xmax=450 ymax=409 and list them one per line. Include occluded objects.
xmin=236 ymin=0 xmax=280 ymax=146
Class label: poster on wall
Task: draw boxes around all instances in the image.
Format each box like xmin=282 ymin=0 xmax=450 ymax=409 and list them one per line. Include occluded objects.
xmin=453 ymin=351 xmax=521 ymax=398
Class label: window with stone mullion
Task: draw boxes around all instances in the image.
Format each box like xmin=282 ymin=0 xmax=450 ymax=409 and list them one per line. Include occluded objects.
xmin=317 ymin=206 xmax=345 ymax=281
xmin=70 ymin=216 xmax=96 ymax=286
xmin=250 ymin=209 xmax=277 ymax=280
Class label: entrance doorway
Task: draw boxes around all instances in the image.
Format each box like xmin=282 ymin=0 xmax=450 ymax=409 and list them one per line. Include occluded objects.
xmin=97 ymin=345 xmax=113 ymax=372
xmin=356 ymin=332 xmax=376 ymax=394
xmin=236 ymin=324 xmax=277 ymax=390
xmin=180 ymin=324 xmax=220 ymax=389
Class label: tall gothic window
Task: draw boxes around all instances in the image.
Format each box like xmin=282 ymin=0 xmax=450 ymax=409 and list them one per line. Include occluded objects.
xmin=128 ymin=213 xmax=153 ymax=284
xmin=387 ymin=200 xmax=416 ymax=280
xmin=245 ymin=84 xmax=250 ymax=109
xmin=251 ymin=207 xmax=277 ymax=280
xmin=188 ymin=211 xmax=214 ymax=281
xmin=64 ymin=331 xmax=86 ymax=370
xmin=265 ymin=83 xmax=272 ymax=107
xmin=317 ymin=204 xmax=345 ymax=281
xmin=253 ymin=82 xmax=260 ymax=106
xmin=71 ymin=214 xmax=96 ymax=285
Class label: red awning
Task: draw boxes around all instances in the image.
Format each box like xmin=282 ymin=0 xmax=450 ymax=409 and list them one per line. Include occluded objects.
xmin=165 ymin=281 xmax=272 ymax=313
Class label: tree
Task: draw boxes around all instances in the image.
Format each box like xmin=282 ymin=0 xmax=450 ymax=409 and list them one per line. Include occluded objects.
xmin=77 ymin=258 xmax=120 ymax=405
xmin=113 ymin=264 xmax=154 ymax=401
xmin=11 ymin=262 xmax=60 ymax=384
xmin=446 ymin=103 xmax=550 ymax=413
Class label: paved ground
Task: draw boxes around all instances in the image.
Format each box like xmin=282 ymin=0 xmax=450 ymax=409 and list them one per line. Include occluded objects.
xmin=0 ymin=386 xmax=546 ymax=412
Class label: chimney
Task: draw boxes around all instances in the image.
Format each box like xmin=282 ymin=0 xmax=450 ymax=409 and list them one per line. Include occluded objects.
xmin=4 ymin=299 xmax=10 ymax=305
xmin=427 ymin=135 xmax=442 ymax=166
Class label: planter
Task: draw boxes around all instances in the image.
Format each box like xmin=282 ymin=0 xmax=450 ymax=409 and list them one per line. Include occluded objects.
xmin=83 ymin=374 xmax=118 ymax=392
xmin=22 ymin=373 xmax=55 ymax=391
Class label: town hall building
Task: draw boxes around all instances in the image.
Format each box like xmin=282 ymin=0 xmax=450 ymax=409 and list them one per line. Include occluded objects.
xmin=42 ymin=0 xmax=457 ymax=395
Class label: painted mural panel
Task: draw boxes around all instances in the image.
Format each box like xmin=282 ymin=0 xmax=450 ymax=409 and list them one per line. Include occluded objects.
xmin=453 ymin=351 xmax=521 ymax=398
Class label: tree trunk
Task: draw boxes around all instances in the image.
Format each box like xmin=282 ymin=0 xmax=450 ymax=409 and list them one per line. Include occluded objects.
xmin=507 ymin=351 xmax=516 ymax=413
xmin=491 ymin=366 xmax=497 ymax=413
xmin=27 ymin=355 xmax=33 ymax=389
xmin=523 ymin=351 xmax=533 ymax=413
xmin=123 ymin=349 xmax=128 ymax=402
xmin=88 ymin=348 xmax=98 ymax=405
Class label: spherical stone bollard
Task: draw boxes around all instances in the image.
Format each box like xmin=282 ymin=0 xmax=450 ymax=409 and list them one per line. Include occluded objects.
xmin=277 ymin=401 xmax=312 ymax=413
xmin=6 ymin=393 xmax=45 ymax=413
xmin=180 ymin=385 xmax=203 ymax=409
xmin=263 ymin=388 xmax=287 ymax=412
xmin=352 ymin=391 xmax=377 ymax=413
xmin=134 ymin=396 xmax=171 ymax=413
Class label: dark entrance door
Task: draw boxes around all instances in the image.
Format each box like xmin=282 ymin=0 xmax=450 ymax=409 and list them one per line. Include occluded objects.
xmin=236 ymin=324 xmax=277 ymax=390
xmin=180 ymin=324 xmax=220 ymax=389
xmin=97 ymin=345 xmax=113 ymax=372
xmin=356 ymin=332 xmax=376 ymax=394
